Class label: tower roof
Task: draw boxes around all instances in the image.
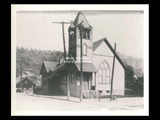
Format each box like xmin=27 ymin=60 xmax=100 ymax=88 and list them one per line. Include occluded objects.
xmin=72 ymin=11 xmax=92 ymax=29
xmin=69 ymin=21 xmax=75 ymax=28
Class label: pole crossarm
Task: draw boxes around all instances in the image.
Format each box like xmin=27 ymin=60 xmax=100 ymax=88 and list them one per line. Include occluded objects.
xmin=52 ymin=22 xmax=71 ymax=24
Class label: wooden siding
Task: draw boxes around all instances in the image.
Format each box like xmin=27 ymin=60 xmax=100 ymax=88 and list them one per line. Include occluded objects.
xmin=93 ymin=41 xmax=125 ymax=95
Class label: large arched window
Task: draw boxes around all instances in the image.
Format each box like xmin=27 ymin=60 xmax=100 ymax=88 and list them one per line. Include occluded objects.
xmin=98 ymin=61 xmax=110 ymax=84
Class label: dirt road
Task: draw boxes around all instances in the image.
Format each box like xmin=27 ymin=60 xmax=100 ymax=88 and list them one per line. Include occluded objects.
xmin=14 ymin=93 xmax=144 ymax=115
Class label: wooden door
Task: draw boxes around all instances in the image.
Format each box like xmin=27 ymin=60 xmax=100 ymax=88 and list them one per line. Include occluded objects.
xmin=83 ymin=73 xmax=89 ymax=90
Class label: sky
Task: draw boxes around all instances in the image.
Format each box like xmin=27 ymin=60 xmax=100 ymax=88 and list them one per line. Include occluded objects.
xmin=16 ymin=10 xmax=144 ymax=59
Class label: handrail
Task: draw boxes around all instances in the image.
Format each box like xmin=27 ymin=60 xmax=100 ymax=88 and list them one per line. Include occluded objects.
xmin=89 ymin=90 xmax=96 ymax=99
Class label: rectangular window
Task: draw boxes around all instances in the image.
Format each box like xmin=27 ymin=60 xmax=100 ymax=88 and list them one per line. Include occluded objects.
xmin=106 ymin=69 xmax=110 ymax=84
xmin=42 ymin=76 xmax=47 ymax=85
xmin=77 ymin=77 xmax=80 ymax=86
xmin=99 ymin=91 xmax=102 ymax=93
xmin=87 ymin=31 xmax=90 ymax=39
xmin=99 ymin=76 xmax=102 ymax=83
xmin=98 ymin=68 xmax=103 ymax=83
xmin=83 ymin=44 xmax=87 ymax=56
xmin=71 ymin=72 xmax=74 ymax=84
xmin=61 ymin=75 xmax=66 ymax=85
xmin=106 ymin=76 xmax=110 ymax=84
xmin=76 ymin=73 xmax=80 ymax=86
xmin=83 ymin=31 xmax=86 ymax=39
xmin=106 ymin=90 xmax=110 ymax=93
xmin=103 ymin=69 xmax=105 ymax=83
xmin=80 ymin=30 xmax=90 ymax=40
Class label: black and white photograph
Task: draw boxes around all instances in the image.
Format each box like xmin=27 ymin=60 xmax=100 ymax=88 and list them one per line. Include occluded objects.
xmin=11 ymin=5 xmax=149 ymax=116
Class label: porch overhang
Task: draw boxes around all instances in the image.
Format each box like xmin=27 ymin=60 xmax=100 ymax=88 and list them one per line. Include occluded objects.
xmin=47 ymin=62 xmax=97 ymax=78
xmin=75 ymin=62 xmax=97 ymax=72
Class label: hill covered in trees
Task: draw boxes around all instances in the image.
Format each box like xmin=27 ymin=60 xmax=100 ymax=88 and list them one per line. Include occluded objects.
xmin=16 ymin=47 xmax=143 ymax=78
xmin=16 ymin=47 xmax=64 ymax=77
xmin=117 ymin=52 xmax=144 ymax=77
xmin=16 ymin=47 xmax=144 ymax=95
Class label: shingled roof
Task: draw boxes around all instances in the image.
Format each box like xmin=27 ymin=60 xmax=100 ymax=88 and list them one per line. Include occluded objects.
xmin=16 ymin=77 xmax=36 ymax=86
xmin=40 ymin=61 xmax=59 ymax=75
xmin=75 ymin=62 xmax=97 ymax=72
xmin=93 ymin=38 xmax=125 ymax=69
xmin=72 ymin=11 xmax=92 ymax=29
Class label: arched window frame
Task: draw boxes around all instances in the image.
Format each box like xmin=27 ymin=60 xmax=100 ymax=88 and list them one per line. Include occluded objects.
xmin=83 ymin=44 xmax=87 ymax=56
xmin=98 ymin=60 xmax=110 ymax=84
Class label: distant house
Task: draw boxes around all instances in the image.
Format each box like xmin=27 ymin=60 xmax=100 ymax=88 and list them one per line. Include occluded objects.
xmin=40 ymin=11 xmax=125 ymax=98
xmin=16 ymin=77 xmax=36 ymax=94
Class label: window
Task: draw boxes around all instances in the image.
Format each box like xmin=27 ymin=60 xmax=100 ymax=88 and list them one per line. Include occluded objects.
xmin=99 ymin=91 xmax=102 ymax=93
xmin=61 ymin=75 xmax=66 ymax=85
xmin=98 ymin=61 xmax=110 ymax=84
xmin=98 ymin=68 xmax=102 ymax=83
xmin=106 ymin=90 xmax=110 ymax=93
xmin=42 ymin=75 xmax=47 ymax=85
xmin=76 ymin=73 xmax=80 ymax=86
xmin=71 ymin=72 xmax=74 ymax=84
xmin=79 ymin=29 xmax=90 ymax=40
xmin=83 ymin=30 xmax=87 ymax=39
xmin=86 ymin=31 xmax=90 ymax=39
xmin=83 ymin=44 xmax=87 ymax=56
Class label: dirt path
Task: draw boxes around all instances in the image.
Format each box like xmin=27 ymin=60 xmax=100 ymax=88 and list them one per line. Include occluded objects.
xmin=15 ymin=93 xmax=143 ymax=112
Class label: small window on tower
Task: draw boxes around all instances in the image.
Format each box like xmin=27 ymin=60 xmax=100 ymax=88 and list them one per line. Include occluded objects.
xmin=87 ymin=31 xmax=90 ymax=39
xmin=83 ymin=30 xmax=86 ymax=39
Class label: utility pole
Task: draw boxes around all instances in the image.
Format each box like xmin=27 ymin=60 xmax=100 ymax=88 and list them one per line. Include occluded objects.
xmin=52 ymin=21 xmax=71 ymax=100
xmin=62 ymin=21 xmax=66 ymax=60
xmin=110 ymin=43 xmax=116 ymax=100
xmin=77 ymin=21 xmax=84 ymax=102
xmin=52 ymin=21 xmax=71 ymax=60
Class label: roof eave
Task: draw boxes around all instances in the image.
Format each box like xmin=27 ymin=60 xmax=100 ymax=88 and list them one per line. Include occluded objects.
xmin=93 ymin=38 xmax=126 ymax=70
xmin=103 ymin=38 xmax=126 ymax=69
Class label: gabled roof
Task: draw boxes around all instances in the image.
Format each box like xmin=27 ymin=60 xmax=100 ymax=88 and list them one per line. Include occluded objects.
xmin=93 ymin=38 xmax=125 ymax=69
xmin=72 ymin=11 xmax=92 ymax=29
xmin=16 ymin=77 xmax=36 ymax=85
xmin=93 ymin=38 xmax=104 ymax=51
xmin=40 ymin=61 xmax=59 ymax=75
xmin=47 ymin=62 xmax=66 ymax=78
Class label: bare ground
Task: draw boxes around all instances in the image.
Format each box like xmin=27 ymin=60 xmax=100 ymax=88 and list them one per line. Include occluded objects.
xmin=15 ymin=93 xmax=144 ymax=113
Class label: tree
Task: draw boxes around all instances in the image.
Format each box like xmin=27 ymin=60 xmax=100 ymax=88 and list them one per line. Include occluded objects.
xmin=16 ymin=47 xmax=64 ymax=77
xmin=125 ymin=65 xmax=135 ymax=90
xmin=133 ymin=76 xmax=143 ymax=96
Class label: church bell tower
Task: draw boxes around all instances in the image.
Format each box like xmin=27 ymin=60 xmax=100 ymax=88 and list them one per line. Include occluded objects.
xmin=68 ymin=11 xmax=93 ymax=63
